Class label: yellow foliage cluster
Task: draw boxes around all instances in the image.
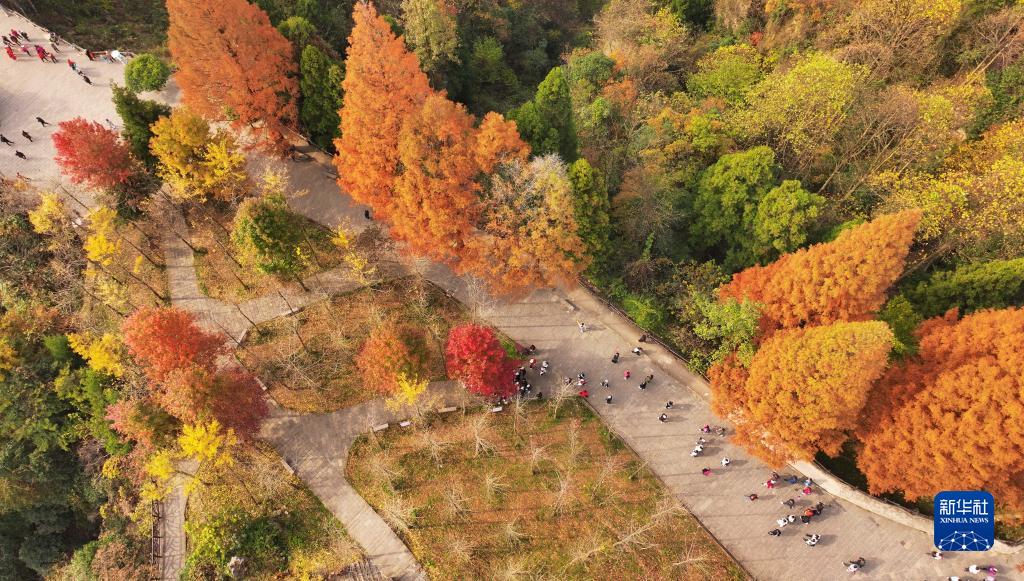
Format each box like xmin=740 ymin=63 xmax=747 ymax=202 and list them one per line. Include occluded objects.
xmin=386 ymin=371 xmax=429 ymax=410
xmin=83 ymin=206 xmax=122 ymax=266
xmin=179 ymin=419 xmax=237 ymax=468
xmin=0 ymin=337 xmax=17 ymax=381
xmin=67 ymin=332 xmax=126 ymax=377
xmin=877 ymin=119 xmax=1024 ymax=257
xmin=27 ymin=193 xmax=68 ymax=234
xmin=150 ymin=108 xmax=248 ymax=202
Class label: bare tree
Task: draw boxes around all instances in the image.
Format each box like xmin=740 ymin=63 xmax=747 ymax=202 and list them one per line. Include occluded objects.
xmin=483 ymin=471 xmax=509 ymax=505
xmin=500 ymin=517 xmax=528 ymax=549
xmin=553 ymin=471 xmax=574 ymax=515
xmin=443 ymin=483 xmax=470 ymax=518
xmin=528 ymin=443 xmax=549 ymax=476
xmin=469 ymin=414 xmax=496 ymax=458
xmin=380 ymin=495 xmax=416 ymax=536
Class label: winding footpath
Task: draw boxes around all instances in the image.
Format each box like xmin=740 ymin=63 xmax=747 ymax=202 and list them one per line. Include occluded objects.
xmin=1 ymin=10 xmax=1018 ymax=575
xmin=264 ymin=149 xmax=1020 ymax=580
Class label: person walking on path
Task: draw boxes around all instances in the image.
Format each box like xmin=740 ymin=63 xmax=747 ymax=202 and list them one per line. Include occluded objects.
xmin=639 ymin=379 xmax=647 ymax=390
xmin=2 ymin=35 xmax=11 ymax=46
xmin=768 ymin=529 xmax=781 ymax=537
xmin=611 ymin=351 xmax=619 ymax=363
xmin=8 ymin=30 xmax=21 ymax=45
xmin=67 ymin=59 xmax=77 ymax=72
xmin=0 ymin=134 xmax=12 ymax=146
xmin=782 ymin=498 xmax=796 ymax=509
xmin=632 ymin=346 xmax=644 ymax=355
xmin=665 ymin=401 xmax=673 ymax=409
xmin=701 ymin=467 xmax=711 ymax=476
xmin=605 ymin=395 xmax=612 ymax=404
xmin=658 ymin=413 xmax=668 ymax=423
xmin=19 ymin=30 xmax=29 ymax=42
xmin=15 ymin=151 xmax=27 ymax=159
xmin=721 ymin=457 xmax=731 ymax=467
xmin=4 ymin=46 xmax=14 ymax=60
xmin=577 ymin=321 xmax=587 ymax=334
xmin=747 ymin=493 xmax=758 ymax=501
xmin=623 ymin=370 xmax=631 ymax=380
xmin=20 ymin=131 xmax=32 ymax=142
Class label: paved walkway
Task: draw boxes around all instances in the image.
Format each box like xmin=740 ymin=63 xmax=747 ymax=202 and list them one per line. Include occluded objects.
xmin=280 ymin=159 xmax=1019 ymax=580
xmin=155 ymin=458 xmax=196 ymax=580
xmin=260 ymin=382 xmax=472 ymax=581
xmin=0 ymin=7 xmax=122 ymax=184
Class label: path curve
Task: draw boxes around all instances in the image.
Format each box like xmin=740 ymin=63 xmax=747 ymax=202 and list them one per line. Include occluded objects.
xmin=280 ymin=149 xmax=1020 ymax=580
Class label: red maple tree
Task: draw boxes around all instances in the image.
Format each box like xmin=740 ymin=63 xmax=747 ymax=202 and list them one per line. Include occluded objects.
xmin=121 ymin=306 xmax=224 ymax=382
xmin=167 ymin=0 xmax=298 ymax=154
xmin=445 ymin=323 xmax=517 ymax=398
xmin=52 ymin=118 xmax=137 ymax=189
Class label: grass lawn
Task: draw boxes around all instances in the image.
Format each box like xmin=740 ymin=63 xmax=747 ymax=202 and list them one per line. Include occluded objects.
xmin=236 ymin=277 xmax=467 ymax=412
xmin=188 ymin=205 xmax=348 ymax=303
xmin=183 ymin=442 xmax=362 ymax=579
xmin=347 ymin=398 xmax=746 ymax=580
xmin=27 ymin=0 xmax=169 ymax=55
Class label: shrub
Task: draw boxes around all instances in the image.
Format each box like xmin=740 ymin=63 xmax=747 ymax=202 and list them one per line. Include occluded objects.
xmin=124 ymin=54 xmax=171 ymax=92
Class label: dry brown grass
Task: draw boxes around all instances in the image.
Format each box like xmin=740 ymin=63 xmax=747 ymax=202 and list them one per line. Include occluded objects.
xmin=347 ymin=400 xmax=746 ymax=580
xmin=236 ymin=277 xmax=467 ymax=412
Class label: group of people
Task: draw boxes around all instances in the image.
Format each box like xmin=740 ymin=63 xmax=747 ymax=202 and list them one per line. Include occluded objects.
xmin=1 ymin=116 xmax=49 ymax=160
xmin=4 ymin=29 xmax=60 ymax=63
xmin=4 ymin=26 xmax=102 ymax=86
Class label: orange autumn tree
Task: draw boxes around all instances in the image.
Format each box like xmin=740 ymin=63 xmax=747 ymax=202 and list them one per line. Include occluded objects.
xmin=122 ymin=306 xmax=224 ymax=382
xmin=393 ymin=94 xmax=481 ymax=265
xmin=159 ymin=365 xmax=268 ymax=440
xmin=857 ymin=308 xmax=1024 ymax=511
xmin=713 ymin=321 xmax=893 ymax=466
xmin=335 ymin=2 xmax=432 ymax=220
xmin=719 ymin=210 xmax=922 ymax=334
xmin=167 ymin=0 xmax=298 ymax=154
xmin=471 ymin=154 xmax=590 ymax=294
xmin=355 ymin=322 xmax=432 ymax=397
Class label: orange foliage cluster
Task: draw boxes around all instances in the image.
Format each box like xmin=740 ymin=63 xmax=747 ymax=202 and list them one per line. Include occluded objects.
xmin=857 ymin=308 xmax=1024 ymax=510
xmin=719 ymin=210 xmax=922 ymax=335
xmin=712 ymin=321 xmax=893 ymax=466
xmin=167 ymin=0 xmax=298 ymax=155
xmin=709 ymin=211 xmax=921 ymax=466
xmin=120 ymin=307 xmax=267 ymax=440
xmin=354 ymin=322 xmax=431 ymax=396
xmin=334 ymin=3 xmax=586 ymax=295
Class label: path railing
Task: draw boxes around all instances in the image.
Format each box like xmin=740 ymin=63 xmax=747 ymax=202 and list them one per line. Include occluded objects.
xmin=577 ymin=276 xmax=1024 ymax=553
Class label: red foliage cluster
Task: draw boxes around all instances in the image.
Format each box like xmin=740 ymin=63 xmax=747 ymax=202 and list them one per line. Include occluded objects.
xmin=444 ymin=323 xmax=517 ymax=398
xmin=52 ymin=117 xmax=136 ymax=189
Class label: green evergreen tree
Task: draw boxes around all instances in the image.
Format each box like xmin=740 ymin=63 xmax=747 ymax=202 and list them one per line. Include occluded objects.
xmin=752 ymin=179 xmax=824 ymax=261
xmin=667 ymin=0 xmax=714 ymax=29
xmin=111 ymin=85 xmax=171 ymax=167
xmin=907 ymin=258 xmax=1024 ymax=317
xmin=278 ymin=15 xmax=317 ymax=55
xmin=511 ymin=66 xmax=577 ymax=161
xmin=568 ymin=158 xmax=610 ymax=261
xmin=878 ymin=295 xmax=922 ymax=357
xmin=692 ymin=146 xmax=777 ymax=266
xmin=232 ymin=188 xmax=307 ymax=279
xmin=123 ymin=53 xmax=171 ymax=92
xmin=299 ymin=45 xmax=343 ymax=151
